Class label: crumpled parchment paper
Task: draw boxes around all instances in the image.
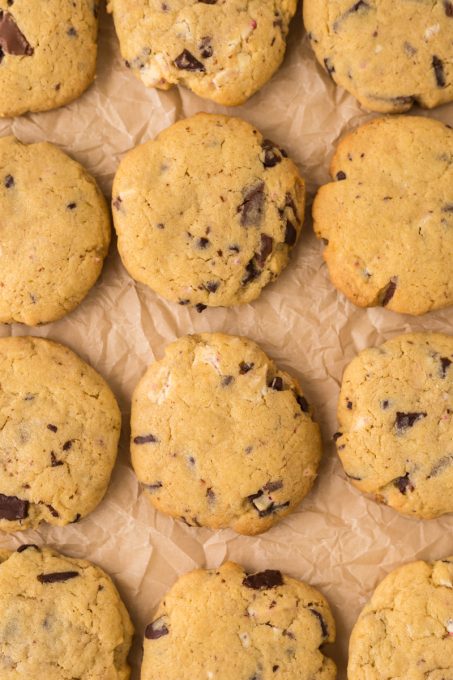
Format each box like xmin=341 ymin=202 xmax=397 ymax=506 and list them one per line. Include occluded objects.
xmin=0 ymin=4 xmax=452 ymax=678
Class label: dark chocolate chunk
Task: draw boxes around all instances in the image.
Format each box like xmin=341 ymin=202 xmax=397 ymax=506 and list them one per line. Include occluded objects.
xmin=71 ymin=513 xmax=81 ymax=523
xmin=4 ymin=174 xmax=14 ymax=188
xmin=46 ymin=504 xmax=59 ymax=517
xmin=256 ymin=234 xmax=273 ymax=267
xmin=444 ymin=0 xmax=453 ymax=16
xmin=284 ymin=220 xmax=297 ymax=246
xmin=37 ymin=571 xmax=79 ymax=584
xmin=346 ymin=400 xmax=353 ymax=410
xmin=178 ymin=299 xmax=190 ymax=305
xmin=269 ymin=376 xmax=283 ymax=391
xmin=309 ymin=609 xmax=329 ymax=638
xmin=273 ymin=666 xmax=279 ymax=673
xmin=0 ymin=494 xmax=29 ymax=520
xmin=50 ymin=452 xmax=63 ymax=468
xmin=67 ymin=26 xmax=77 ymax=37
xmin=17 ymin=543 xmax=39 ymax=553
xmin=47 ymin=424 xmax=58 ymax=432
xmin=134 ymin=434 xmax=159 ymax=444
xmin=381 ymin=400 xmax=389 ymax=410
xmin=198 ymin=0 xmax=217 ymax=3
xmin=197 ymin=237 xmax=210 ymax=249
xmin=442 ymin=204 xmax=453 ymax=213
xmin=261 ymin=140 xmax=282 ymax=168
xmin=174 ymin=49 xmax=205 ymax=71
xmin=393 ymin=472 xmax=414 ymax=494
xmin=239 ymin=182 xmax=265 ymax=227
xmin=427 ymin=455 xmax=453 ymax=479
xmin=242 ymin=258 xmax=260 ymax=285
xmin=67 ymin=202 xmax=77 ymax=210
xmin=221 ymin=375 xmax=234 ymax=386
xmin=62 ymin=440 xmax=73 ymax=451
xmin=206 ymin=487 xmax=215 ymax=502
xmin=395 ymin=411 xmax=427 ymax=431
xmin=381 ymin=277 xmax=398 ymax=306
xmin=239 ymin=361 xmax=254 ymax=374
xmin=199 ymin=36 xmax=212 ymax=58
xmin=333 ymin=432 xmax=343 ymax=441
xmin=440 ymin=357 xmax=452 ymax=377
xmin=263 ymin=480 xmax=283 ymax=492
xmin=243 ymin=570 xmax=284 ymax=590
xmin=432 ymin=55 xmax=446 ymax=87
xmin=296 ymin=394 xmax=309 ymax=413
xmin=336 ymin=171 xmax=347 ymax=181
xmin=204 ymin=280 xmax=219 ymax=293
xmin=145 ymin=618 xmax=169 ymax=640
xmin=0 ymin=11 xmax=34 ymax=57
xmin=196 ymin=303 xmax=207 ymax=313
xmin=229 ymin=244 xmax=240 ymax=253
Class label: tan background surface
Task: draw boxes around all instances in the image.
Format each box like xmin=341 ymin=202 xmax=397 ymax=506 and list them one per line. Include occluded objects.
xmin=0 ymin=3 xmax=452 ymax=677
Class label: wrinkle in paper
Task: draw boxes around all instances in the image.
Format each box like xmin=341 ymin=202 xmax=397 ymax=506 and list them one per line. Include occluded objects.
xmin=0 ymin=6 xmax=452 ymax=679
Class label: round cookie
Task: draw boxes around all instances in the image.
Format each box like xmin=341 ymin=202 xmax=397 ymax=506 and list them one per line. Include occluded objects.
xmin=0 ymin=136 xmax=111 ymax=325
xmin=0 ymin=336 xmax=121 ymax=532
xmin=312 ymin=116 xmax=453 ymax=316
xmin=107 ymin=0 xmax=297 ymax=106
xmin=336 ymin=332 xmax=453 ymax=519
xmin=142 ymin=561 xmax=336 ymax=680
xmin=112 ymin=113 xmax=305 ymax=310
xmin=348 ymin=557 xmax=453 ymax=679
xmin=131 ymin=333 xmax=322 ymax=535
xmin=0 ymin=545 xmax=133 ymax=679
xmin=303 ymin=0 xmax=453 ymax=113
xmin=0 ymin=0 xmax=99 ymax=118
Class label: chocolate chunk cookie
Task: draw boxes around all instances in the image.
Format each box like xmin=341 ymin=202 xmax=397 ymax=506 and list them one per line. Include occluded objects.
xmin=0 ymin=336 xmax=121 ymax=532
xmin=141 ymin=561 xmax=336 ymax=680
xmin=131 ymin=333 xmax=322 ymax=534
xmin=336 ymin=332 xmax=453 ymax=519
xmin=0 ymin=136 xmax=110 ymax=325
xmin=0 ymin=545 xmax=133 ymax=679
xmin=349 ymin=557 xmax=453 ymax=679
xmin=313 ymin=116 xmax=453 ymax=315
xmin=0 ymin=0 xmax=99 ymax=117
xmin=107 ymin=0 xmax=297 ymax=106
xmin=112 ymin=113 xmax=305 ymax=309
xmin=304 ymin=0 xmax=453 ymax=113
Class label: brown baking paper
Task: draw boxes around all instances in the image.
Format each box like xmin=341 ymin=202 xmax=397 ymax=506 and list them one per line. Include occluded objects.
xmin=0 ymin=4 xmax=452 ymax=678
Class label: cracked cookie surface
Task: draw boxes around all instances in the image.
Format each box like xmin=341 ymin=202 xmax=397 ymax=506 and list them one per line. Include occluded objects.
xmin=131 ymin=333 xmax=322 ymax=535
xmin=0 ymin=336 xmax=121 ymax=532
xmin=0 ymin=545 xmax=133 ymax=679
xmin=0 ymin=0 xmax=99 ymax=117
xmin=336 ymin=332 xmax=453 ymax=519
xmin=107 ymin=0 xmax=297 ymax=106
xmin=303 ymin=0 xmax=453 ymax=113
xmin=348 ymin=557 xmax=453 ymax=679
xmin=141 ymin=561 xmax=336 ymax=680
xmin=112 ymin=113 xmax=305 ymax=310
xmin=312 ymin=116 xmax=453 ymax=315
xmin=0 ymin=136 xmax=111 ymax=325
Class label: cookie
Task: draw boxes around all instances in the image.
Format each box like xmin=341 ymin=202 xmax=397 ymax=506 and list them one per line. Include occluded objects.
xmin=0 ymin=0 xmax=99 ymax=117
xmin=112 ymin=113 xmax=305 ymax=310
xmin=348 ymin=557 xmax=453 ymax=679
xmin=0 ymin=136 xmax=111 ymax=325
xmin=0 ymin=336 xmax=121 ymax=532
xmin=131 ymin=333 xmax=322 ymax=535
xmin=336 ymin=332 xmax=453 ymax=519
xmin=312 ymin=116 xmax=453 ymax=316
xmin=107 ymin=0 xmax=297 ymax=106
xmin=0 ymin=544 xmax=133 ymax=679
xmin=142 ymin=561 xmax=336 ymax=680
xmin=303 ymin=0 xmax=453 ymax=113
